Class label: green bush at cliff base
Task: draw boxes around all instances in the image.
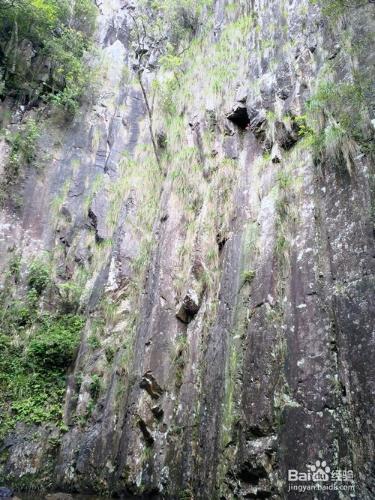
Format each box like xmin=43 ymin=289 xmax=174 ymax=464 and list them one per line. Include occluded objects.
xmin=0 ymin=0 xmax=97 ymax=112
xmin=0 ymin=312 xmax=85 ymax=435
xmin=28 ymin=314 xmax=85 ymax=369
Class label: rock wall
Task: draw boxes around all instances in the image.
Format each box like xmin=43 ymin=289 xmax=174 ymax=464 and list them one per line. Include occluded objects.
xmin=0 ymin=0 xmax=374 ymax=498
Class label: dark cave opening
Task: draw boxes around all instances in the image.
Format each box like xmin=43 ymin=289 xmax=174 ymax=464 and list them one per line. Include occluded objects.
xmin=226 ymin=105 xmax=250 ymax=129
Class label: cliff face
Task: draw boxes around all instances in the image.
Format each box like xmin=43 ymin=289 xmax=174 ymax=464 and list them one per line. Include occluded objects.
xmin=0 ymin=0 xmax=374 ymax=498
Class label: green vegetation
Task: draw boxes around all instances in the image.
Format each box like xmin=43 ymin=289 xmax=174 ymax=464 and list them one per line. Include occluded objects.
xmin=173 ymin=334 xmax=188 ymax=388
xmin=242 ymin=269 xmax=255 ymax=285
xmin=310 ymin=0 xmax=368 ymax=17
xmin=58 ymin=281 xmax=83 ymax=312
xmin=0 ymin=119 xmax=40 ymax=202
xmin=27 ymin=258 xmax=51 ymax=295
xmin=0 ymin=257 xmax=85 ymax=437
xmin=89 ymin=374 xmax=101 ymax=400
xmin=304 ymin=2 xmax=374 ymax=163
xmin=7 ymin=118 xmax=39 ymax=170
xmin=135 ymin=0 xmax=212 ymax=52
xmin=126 ymin=0 xmax=212 ymax=170
xmin=0 ymin=0 xmax=97 ymax=112
xmin=154 ymin=13 xmax=254 ymax=119
xmin=28 ymin=315 xmax=84 ymax=370
xmin=150 ymin=0 xmax=211 ymax=44
xmin=308 ymin=80 xmax=367 ymax=132
xmin=88 ymin=334 xmax=101 ymax=350
xmin=0 ymin=310 xmax=84 ymax=434
xmin=297 ymin=78 xmax=373 ymax=168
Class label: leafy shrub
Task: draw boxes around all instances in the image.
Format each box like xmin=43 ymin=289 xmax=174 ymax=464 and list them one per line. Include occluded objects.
xmin=89 ymin=374 xmax=101 ymax=400
xmin=309 ymin=0 xmax=368 ymax=17
xmin=11 ymin=388 xmax=65 ymax=424
xmin=0 ymin=0 xmax=97 ymax=111
xmin=105 ymin=346 xmax=115 ymax=363
xmin=27 ymin=259 xmax=50 ymax=295
xmin=304 ymin=79 xmax=373 ymax=158
xmin=5 ymin=301 xmax=34 ymax=328
xmin=58 ymin=281 xmax=83 ymax=312
xmin=0 ymin=296 xmax=38 ymax=336
xmin=0 ymin=257 xmax=86 ymax=435
xmin=242 ymin=270 xmax=256 ymax=285
xmin=46 ymin=26 xmax=93 ymax=114
xmin=8 ymin=254 xmax=21 ymax=279
xmin=5 ymin=119 xmax=40 ymax=183
xmin=87 ymin=334 xmax=101 ymax=349
xmin=28 ymin=314 xmax=85 ymax=370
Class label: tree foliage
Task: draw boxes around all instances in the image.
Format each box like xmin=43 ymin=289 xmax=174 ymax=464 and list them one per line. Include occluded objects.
xmin=310 ymin=0 xmax=369 ymax=16
xmin=0 ymin=0 xmax=97 ymax=112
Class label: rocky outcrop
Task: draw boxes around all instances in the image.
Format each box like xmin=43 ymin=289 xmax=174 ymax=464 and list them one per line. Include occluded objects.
xmin=0 ymin=0 xmax=374 ymax=499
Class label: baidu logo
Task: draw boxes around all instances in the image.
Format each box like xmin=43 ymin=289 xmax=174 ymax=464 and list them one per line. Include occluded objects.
xmin=307 ymin=460 xmax=331 ymax=481
xmin=288 ymin=458 xmax=355 ymax=494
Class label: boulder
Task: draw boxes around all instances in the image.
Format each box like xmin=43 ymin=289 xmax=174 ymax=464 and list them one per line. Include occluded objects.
xmin=0 ymin=487 xmax=13 ymax=498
